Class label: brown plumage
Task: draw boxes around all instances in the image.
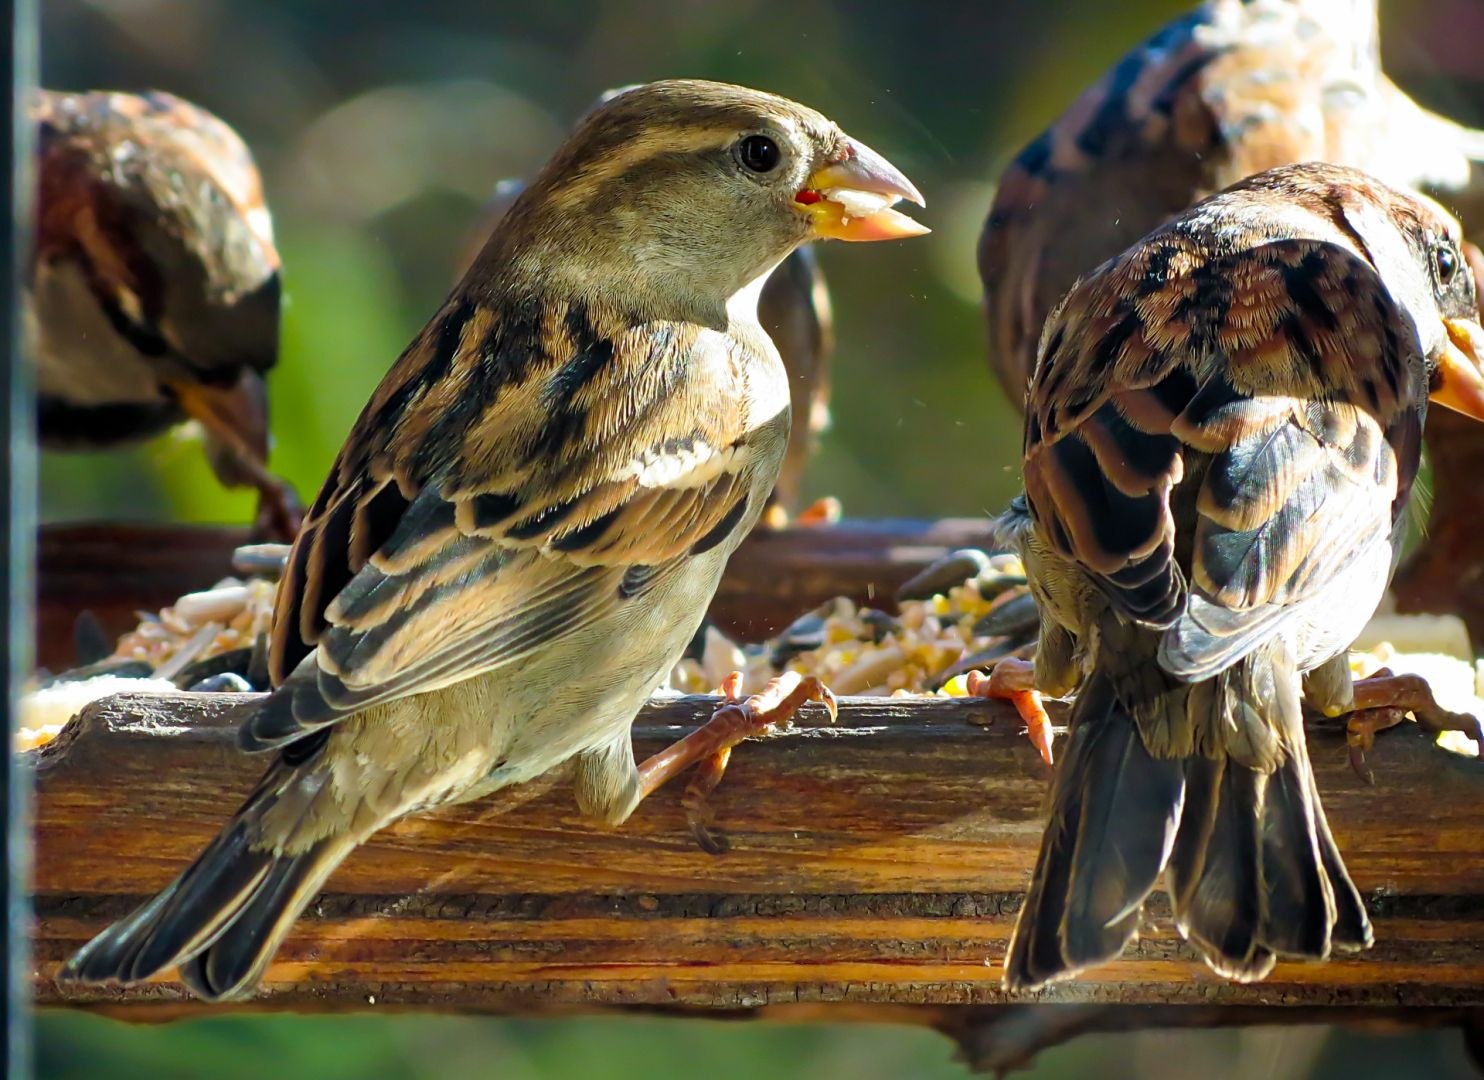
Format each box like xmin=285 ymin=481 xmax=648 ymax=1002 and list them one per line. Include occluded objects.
xmin=998 ymin=162 xmax=1484 ymax=990
xmin=979 ymin=0 xmax=1484 ymax=409
xmin=457 ymin=85 xmax=835 ymax=517
xmin=30 ymin=89 xmax=300 ymax=539
xmin=60 ymin=78 xmax=925 ymax=1002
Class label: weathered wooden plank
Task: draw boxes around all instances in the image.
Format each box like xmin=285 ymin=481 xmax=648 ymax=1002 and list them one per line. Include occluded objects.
xmin=25 ymin=690 xmax=1484 ymax=1018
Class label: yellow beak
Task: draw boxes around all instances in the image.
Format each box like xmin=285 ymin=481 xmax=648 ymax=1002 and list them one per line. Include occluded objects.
xmin=1432 ymin=317 xmax=1484 ymax=422
xmin=165 ymin=369 xmax=274 ymax=485
xmin=796 ymin=136 xmax=928 ymax=242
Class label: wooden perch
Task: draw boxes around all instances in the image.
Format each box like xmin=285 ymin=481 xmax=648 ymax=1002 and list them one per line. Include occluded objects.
xmin=35 ymin=519 xmax=997 ymax=671
xmin=29 ymin=689 xmax=1484 ymax=1030
xmin=30 ymin=519 xmax=1484 ymax=1068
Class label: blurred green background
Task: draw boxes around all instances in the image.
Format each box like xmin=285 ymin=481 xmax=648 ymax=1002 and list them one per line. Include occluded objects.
xmin=33 ymin=0 xmax=1484 ymax=1076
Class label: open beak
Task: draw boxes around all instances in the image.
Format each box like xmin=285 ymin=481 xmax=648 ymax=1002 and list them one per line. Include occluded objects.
xmin=796 ymin=136 xmax=928 ymax=242
xmin=1432 ymin=317 xmax=1484 ymax=422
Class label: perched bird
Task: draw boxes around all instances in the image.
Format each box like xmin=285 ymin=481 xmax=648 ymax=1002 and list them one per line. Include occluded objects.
xmin=979 ymin=0 xmax=1484 ymax=408
xmin=994 ymin=162 xmax=1484 ymax=990
xmin=60 ymin=79 xmax=926 ymax=1001
xmin=31 ymin=89 xmax=300 ymax=539
xmin=458 ymin=86 xmax=836 ymax=522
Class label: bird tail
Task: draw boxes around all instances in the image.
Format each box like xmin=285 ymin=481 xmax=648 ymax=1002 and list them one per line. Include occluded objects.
xmin=59 ymin=753 xmax=357 ymax=1001
xmin=1004 ymin=653 xmax=1372 ymax=992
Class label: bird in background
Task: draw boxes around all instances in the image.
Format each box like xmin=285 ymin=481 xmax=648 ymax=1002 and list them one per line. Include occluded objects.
xmin=980 ymin=0 xmax=1484 ymax=403
xmin=458 ymin=85 xmax=838 ymax=527
xmin=31 ymin=89 xmax=302 ymax=540
xmin=976 ymin=0 xmax=1484 ymax=744
xmin=995 ymin=162 xmax=1484 ymax=990
xmin=60 ymin=78 xmax=927 ymax=1001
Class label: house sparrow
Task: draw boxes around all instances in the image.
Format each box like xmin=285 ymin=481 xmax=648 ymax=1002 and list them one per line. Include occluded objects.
xmin=31 ymin=89 xmax=300 ymax=539
xmin=979 ymin=0 xmax=1484 ymax=408
xmin=992 ymin=162 xmax=1484 ymax=990
xmin=459 ymin=86 xmax=836 ymax=522
xmin=60 ymin=78 xmax=926 ymax=1001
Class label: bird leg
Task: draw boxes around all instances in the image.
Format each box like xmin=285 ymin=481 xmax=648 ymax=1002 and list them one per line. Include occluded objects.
xmin=247 ymin=477 xmax=305 ymax=544
xmin=1338 ymin=667 xmax=1484 ymax=783
xmin=966 ymin=660 xmax=1055 ymax=766
xmin=635 ymin=669 xmax=838 ymax=853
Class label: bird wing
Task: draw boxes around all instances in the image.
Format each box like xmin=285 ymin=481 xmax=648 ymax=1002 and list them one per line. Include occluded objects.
xmin=978 ymin=0 xmax=1364 ymax=405
xmin=248 ymin=294 xmax=776 ymax=750
xmin=1022 ymin=230 xmax=1421 ymax=678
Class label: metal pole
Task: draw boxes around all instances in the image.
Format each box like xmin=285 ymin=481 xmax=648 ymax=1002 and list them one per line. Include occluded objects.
xmin=5 ymin=0 xmax=36 ymax=1075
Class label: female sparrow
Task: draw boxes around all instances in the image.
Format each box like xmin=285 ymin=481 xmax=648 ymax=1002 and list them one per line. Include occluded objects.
xmin=996 ymin=162 xmax=1484 ymax=990
xmin=60 ymin=78 xmax=925 ymax=1001
xmin=31 ymin=89 xmax=300 ymax=539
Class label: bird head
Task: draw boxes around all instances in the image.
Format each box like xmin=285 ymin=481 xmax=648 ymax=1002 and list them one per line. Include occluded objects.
xmin=1339 ymin=176 xmax=1484 ymax=423
xmin=489 ymin=79 xmax=926 ymax=311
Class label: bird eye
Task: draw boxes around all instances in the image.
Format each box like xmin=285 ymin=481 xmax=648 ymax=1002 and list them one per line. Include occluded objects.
xmin=1436 ymin=244 xmax=1459 ymax=287
xmin=736 ymin=134 xmax=781 ymax=174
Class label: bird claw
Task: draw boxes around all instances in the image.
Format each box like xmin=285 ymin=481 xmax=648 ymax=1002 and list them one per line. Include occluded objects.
xmin=635 ymin=669 xmax=837 ymax=854
xmin=966 ymin=659 xmax=1054 ymax=766
xmin=759 ymin=496 xmax=842 ymax=530
xmin=1341 ymin=667 xmax=1483 ymax=783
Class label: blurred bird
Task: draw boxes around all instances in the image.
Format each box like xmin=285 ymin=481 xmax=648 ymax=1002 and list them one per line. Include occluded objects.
xmin=458 ymin=86 xmax=836 ymax=523
xmin=979 ymin=0 xmax=1484 ymax=407
xmin=31 ymin=89 xmax=301 ymax=540
xmin=61 ymin=79 xmax=926 ymax=1001
xmin=994 ymin=163 xmax=1484 ymax=990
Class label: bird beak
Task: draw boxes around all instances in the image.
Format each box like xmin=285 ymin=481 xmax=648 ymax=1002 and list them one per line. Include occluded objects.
xmin=165 ymin=369 xmax=273 ymax=478
xmin=1432 ymin=317 xmax=1484 ymax=421
xmin=796 ymin=136 xmax=928 ymax=242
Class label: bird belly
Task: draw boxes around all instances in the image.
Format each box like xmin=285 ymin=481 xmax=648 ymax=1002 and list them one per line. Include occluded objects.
xmin=285 ymin=541 xmax=743 ymax=850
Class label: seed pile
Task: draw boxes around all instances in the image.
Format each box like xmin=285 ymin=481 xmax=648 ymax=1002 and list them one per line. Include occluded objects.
xmin=667 ymin=549 xmax=1037 ymax=698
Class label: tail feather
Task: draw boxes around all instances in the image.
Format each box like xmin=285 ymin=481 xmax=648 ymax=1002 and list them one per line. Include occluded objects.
xmin=179 ymin=836 xmax=353 ymax=1000
xmin=1004 ymin=672 xmax=1184 ymax=990
xmin=1003 ymin=729 xmax=1084 ymax=990
xmin=1256 ymin=750 xmax=1334 ymax=959
xmin=1310 ymin=769 xmax=1374 ymax=952
xmin=1008 ymin=643 xmax=1372 ymax=991
xmin=1061 ymin=699 xmax=1184 ymax=967
xmin=60 ymin=756 xmax=356 ymax=1001
xmin=1172 ymin=761 xmax=1274 ymax=981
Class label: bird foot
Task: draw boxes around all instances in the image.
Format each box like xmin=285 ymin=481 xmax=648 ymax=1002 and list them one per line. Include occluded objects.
xmin=635 ymin=670 xmax=838 ymax=854
xmin=966 ymin=659 xmax=1054 ymax=766
xmin=1340 ymin=667 xmax=1484 ymax=784
xmin=760 ymin=496 xmax=842 ymax=530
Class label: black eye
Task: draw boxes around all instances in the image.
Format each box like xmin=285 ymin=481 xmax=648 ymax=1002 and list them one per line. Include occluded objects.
xmin=736 ymin=134 xmax=781 ymax=174
xmin=1436 ymin=244 xmax=1459 ymax=287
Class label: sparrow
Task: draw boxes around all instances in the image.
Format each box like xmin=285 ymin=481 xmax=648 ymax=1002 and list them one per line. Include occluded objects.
xmin=31 ymin=89 xmax=301 ymax=539
xmin=60 ymin=78 xmax=926 ymax=1001
xmin=458 ymin=86 xmax=836 ymax=521
xmin=989 ymin=162 xmax=1484 ymax=990
xmin=979 ymin=0 xmax=1484 ymax=409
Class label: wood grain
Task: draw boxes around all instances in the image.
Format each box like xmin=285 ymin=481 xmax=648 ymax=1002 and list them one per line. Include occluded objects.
xmin=27 ymin=689 xmax=1484 ymax=1019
